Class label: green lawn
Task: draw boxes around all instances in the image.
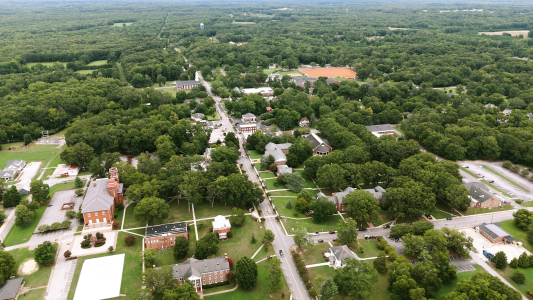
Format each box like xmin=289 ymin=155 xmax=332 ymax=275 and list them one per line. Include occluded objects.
xmin=206 ymin=259 xmax=290 ymax=300
xmin=4 ymin=205 xmax=47 ymax=246
xmin=259 ymin=172 xmax=276 ymax=179
xmin=86 ymin=60 xmax=107 ymax=66
xmin=272 ymin=197 xmax=298 ymax=217
xmin=279 ymin=70 xmax=303 ymax=76
xmin=0 ymin=144 xmax=59 ymax=170
xmin=232 ymin=21 xmax=256 ymax=25
xmin=75 ymin=70 xmax=94 ymax=75
xmin=248 ymin=150 xmax=263 ymax=159
xmin=499 ymin=220 xmax=533 ymax=253
xmin=284 ymin=215 xmax=343 ymax=233
xmin=481 ymin=180 xmax=512 ymax=197
xmin=294 ymin=170 xmax=319 ymax=188
xmin=207 ymin=112 xmax=220 ymax=121
xmin=521 ymin=201 xmax=533 ymax=207
xmin=269 ymin=190 xmax=320 ymax=197
xmin=67 ymin=232 xmax=143 ymax=300
xmin=154 ymin=86 xmax=177 ymax=97
xmin=254 ymin=163 xmax=262 ymax=169
xmin=26 ymin=62 xmax=68 ymax=68
xmin=300 ymin=242 xmax=330 ymax=265
xmin=216 ymin=217 xmax=269 ymax=261
xmin=356 ymin=239 xmax=382 ymax=258
xmin=263 ymin=68 xmax=281 ymax=75
xmin=193 ymin=201 xmax=235 ymax=220
xmin=23 ymin=288 xmax=46 ymax=300
xmin=494 ymin=266 xmax=533 ymax=297
xmin=264 ymin=179 xmax=286 ymax=191
xmin=482 ymin=166 xmax=530 ymax=192
xmin=463 ymin=205 xmax=513 ymax=216
xmin=431 ymin=209 xmax=453 ymax=220
xmin=434 ymin=264 xmax=485 ymax=299
xmin=48 ymin=179 xmax=86 ymax=197
xmin=122 ymin=203 xmax=145 ymax=229
xmin=459 ymin=166 xmax=479 ymax=178
xmin=8 ymin=244 xmax=58 ymax=288
xmin=41 ymin=152 xmax=66 ymax=179
xmin=435 ymin=200 xmax=458 ymax=215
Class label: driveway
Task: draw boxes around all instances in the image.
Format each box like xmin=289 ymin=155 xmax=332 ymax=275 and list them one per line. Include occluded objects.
xmin=35 ymin=190 xmax=81 ymax=233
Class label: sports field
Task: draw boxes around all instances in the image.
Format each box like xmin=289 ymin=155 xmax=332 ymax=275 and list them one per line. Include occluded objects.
xmin=299 ymin=67 xmax=356 ymax=78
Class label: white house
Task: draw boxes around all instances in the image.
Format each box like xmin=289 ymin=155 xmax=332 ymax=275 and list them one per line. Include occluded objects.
xmin=212 ymin=215 xmax=231 ymax=240
xmin=299 ymin=117 xmax=309 ymax=127
xmin=328 ymin=245 xmax=357 ymax=269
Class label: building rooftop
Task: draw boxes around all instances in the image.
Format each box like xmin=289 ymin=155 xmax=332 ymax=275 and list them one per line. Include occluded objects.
xmin=277 ymin=164 xmax=293 ymax=175
xmin=162 ymin=256 xmax=230 ymax=280
xmin=464 ymin=181 xmax=500 ymax=203
xmin=293 ymin=77 xmax=317 ymax=84
xmin=363 ymin=186 xmax=386 ymax=201
xmin=306 ymin=133 xmax=330 ymax=149
xmin=479 ymin=222 xmax=512 ymax=240
xmin=146 ymin=222 xmax=187 ymax=239
xmin=242 ymin=113 xmax=257 ymax=118
xmin=333 ymin=187 xmax=355 ymax=204
xmin=212 ymin=215 xmax=231 ymax=231
xmin=5 ymin=160 xmax=25 ymax=171
xmin=82 ymin=179 xmax=119 ymax=213
xmin=264 ymin=142 xmax=291 ymax=163
xmin=365 ymin=124 xmax=394 ymax=132
xmin=330 ymin=245 xmax=356 ymax=261
xmin=174 ymin=80 xmax=201 ymax=85
xmin=0 ymin=277 xmax=23 ymax=300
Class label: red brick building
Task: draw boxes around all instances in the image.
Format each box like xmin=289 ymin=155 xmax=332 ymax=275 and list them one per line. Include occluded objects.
xmin=478 ymin=222 xmax=515 ymax=244
xmin=465 ymin=181 xmax=507 ymax=208
xmin=158 ymin=254 xmax=231 ymax=293
xmin=212 ymin=215 xmax=231 ymax=240
xmin=82 ymin=168 xmax=124 ymax=227
xmin=306 ymin=133 xmax=332 ymax=156
xmin=145 ymin=222 xmax=189 ymax=249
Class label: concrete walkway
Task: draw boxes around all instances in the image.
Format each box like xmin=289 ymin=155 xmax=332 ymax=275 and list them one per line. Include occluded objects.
xmin=203 ymin=284 xmax=239 ymax=297
xmin=192 ymin=203 xmax=199 ymax=241
xmin=305 ymin=262 xmax=329 ymax=268
xmin=251 ymin=244 xmax=265 ymax=259
xmin=469 ymin=251 xmax=527 ymax=300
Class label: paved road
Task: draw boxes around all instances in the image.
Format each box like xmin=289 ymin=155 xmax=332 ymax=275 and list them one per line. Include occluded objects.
xmin=198 ymin=73 xmax=310 ymax=300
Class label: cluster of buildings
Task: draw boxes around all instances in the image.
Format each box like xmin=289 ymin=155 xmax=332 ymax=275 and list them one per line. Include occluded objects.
xmin=0 ymin=159 xmax=25 ymax=181
xmin=173 ymin=80 xmax=201 ymax=91
xmin=234 ymin=113 xmax=267 ymax=138
xmin=315 ymin=186 xmax=386 ymax=212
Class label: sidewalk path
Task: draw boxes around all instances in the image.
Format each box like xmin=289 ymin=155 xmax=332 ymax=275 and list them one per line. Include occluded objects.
xmin=305 ymin=262 xmax=329 ymax=268
xmin=203 ymin=284 xmax=239 ymax=297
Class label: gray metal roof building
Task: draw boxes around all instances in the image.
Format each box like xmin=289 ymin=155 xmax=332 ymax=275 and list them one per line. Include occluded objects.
xmin=82 ymin=179 xmax=122 ymax=214
xmin=0 ymin=277 xmax=24 ymax=300
xmin=161 ymin=256 xmax=230 ymax=279
xmin=264 ymin=142 xmax=291 ymax=164
xmin=306 ymin=133 xmax=332 ymax=155
xmin=365 ymin=124 xmax=394 ymax=132
xmin=479 ymin=222 xmax=514 ymax=243
xmin=464 ymin=181 xmax=501 ymax=203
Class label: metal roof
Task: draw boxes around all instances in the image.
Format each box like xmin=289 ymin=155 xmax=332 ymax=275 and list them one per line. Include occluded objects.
xmin=0 ymin=277 xmax=23 ymax=300
xmin=264 ymin=142 xmax=291 ymax=163
xmin=464 ymin=181 xmax=500 ymax=203
xmin=146 ymin=222 xmax=187 ymax=239
xmin=159 ymin=257 xmax=230 ymax=279
xmin=81 ymin=179 xmax=116 ymax=213
xmin=365 ymin=124 xmax=394 ymax=132
xmin=306 ymin=133 xmax=331 ymax=149
xmin=479 ymin=223 xmax=512 ymax=239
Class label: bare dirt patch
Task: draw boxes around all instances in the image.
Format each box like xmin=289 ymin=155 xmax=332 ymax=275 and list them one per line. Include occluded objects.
xmin=299 ymin=67 xmax=356 ymax=79
xmin=18 ymin=259 xmax=39 ymax=275
xmin=478 ymin=30 xmax=529 ymax=37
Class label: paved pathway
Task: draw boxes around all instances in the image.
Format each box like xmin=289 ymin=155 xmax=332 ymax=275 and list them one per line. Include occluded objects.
xmin=45 ymin=237 xmax=78 ymax=300
xmin=251 ymin=244 xmax=265 ymax=259
xmin=192 ymin=203 xmax=199 ymax=241
xmin=305 ymin=262 xmax=329 ymax=268
xmin=203 ymin=284 xmax=239 ymax=297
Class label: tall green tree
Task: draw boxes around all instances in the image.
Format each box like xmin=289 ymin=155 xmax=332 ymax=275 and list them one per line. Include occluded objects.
xmin=334 ymin=258 xmax=378 ymax=299
xmin=321 ymin=278 xmax=339 ymax=300
xmin=293 ymin=227 xmax=313 ymax=250
xmin=265 ymin=257 xmax=283 ymax=294
xmin=34 ymin=241 xmax=56 ymax=266
xmin=0 ymin=250 xmax=16 ymax=285
xmin=194 ymin=233 xmax=219 ymax=259
xmin=236 ymin=256 xmax=258 ymax=290
xmin=133 ymin=197 xmax=169 ymax=225
xmin=15 ymin=204 xmax=35 ymax=227
xmin=309 ymin=197 xmax=337 ymax=223
xmin=343 ymin=190 xmax=379 ymax=227
xmin=173 ymin=236 xmax=189 ymax=259
xmin=30 ymin=180 xmax=50 ymax=204
xmin=337 ymin=218 xmax=358 ymax=245
xmin=3 ymin=186 xmax=21 ymax=208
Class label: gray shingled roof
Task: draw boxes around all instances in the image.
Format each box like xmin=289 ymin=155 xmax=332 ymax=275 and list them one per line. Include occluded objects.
xmin=191 ymin=113 xmax=205 ymax=119
xmin=174 ymin=80 xmax=201 ymax=85
xmin=0 ymin=170 xmax=15 ymax=179
xmin=82 ymin=179 xmax=115 ymax=213
xmin=293 ymin=77 xmax=317 ymax=84
xmin=334 ymin=187 xmax=355 ymax=205
xmin=242 ymin=113 xmax=256 ymax=119
xmin=479 ymin=223 xmax=512 ymax=240
xmin=277 ymin=165 xmax=293 ymax=175
xmin=0 ymin=277 xmax=23 ymax=300
xmin=464 ymin=181 xmax=500 ymax=203
xmin=330 ymin=245 xmax=356 ymax=261
xmin=315 ymin=192 xmax=325 ymax=199
xmin=264 ymin=142 xmax=291 ymax=163
xmin=306 ymin=133 xmax=331 ymax=149
xmin=146 ymin=222 xmax=187 ymax=239
xmin=5 ymin=160 xmax=25 ymax=171
xmin=160 ymin=257 xmax=230 ymax=280
xmin=363 ymin=186 xmax=386 ymax=201
xmin=365 ymin=124 xmax=393 ymax=132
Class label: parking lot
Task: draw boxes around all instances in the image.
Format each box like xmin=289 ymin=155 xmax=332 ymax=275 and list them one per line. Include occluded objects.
xmin=460 ymin=228 xmax=531 ymax=263
xmin=460 ymin=161 xmax=532 ymax=201
xmin=407 ymin=255 xmax=476 ymax=272
xmin=35 ymin=190 xmax=81 ymax=233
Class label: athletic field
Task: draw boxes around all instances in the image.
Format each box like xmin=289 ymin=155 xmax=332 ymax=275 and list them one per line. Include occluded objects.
xmin=299 ymin=67 xmax=356 ymax=79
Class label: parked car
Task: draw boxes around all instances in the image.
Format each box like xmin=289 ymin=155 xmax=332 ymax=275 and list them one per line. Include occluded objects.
xmin=488 ymin=180 xmax=494 ymax=183
xmin=312 ymin=232 xmax=319 ymax=236
xmin=462 ymin=165 xmax=469 ymax=168
xmin=279 ymin=250 xmax=284 ymax=257
xmin=383 ymin=225 xmax=391 ymax=228
xmin=333 ymin=238 xmax=338 ymax=241
xmin=446 ymin=217 xmax=453 ymax=221
xmin=318 ymin=239 xmax=324 ymax=243
xmin=329 ymin=230 xmax=336 ymax=234
xmin=358 ymin=228 xmax=368 ymax=231
xmin=267 ymin=210 xmax=271 ymax=214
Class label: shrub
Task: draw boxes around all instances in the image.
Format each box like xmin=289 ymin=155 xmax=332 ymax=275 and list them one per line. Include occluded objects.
xmin=518 ymin=252 xmax=530 ymax=268
xmin=286 ymin=200 xmax=292 ymax=209
xmin=251 ymin=234 xmax=257 ymax=244
xmin=522 ymin=169 xmax=530 ymax=177
xmin=228 ymin=258 xmax=234 ymax=268
xmin=108 ymin=246 xmax=114 ymax=253
xmin=388 ymin=251 xmax=398 ymax=262
xmin=377 ymin=240 xmax=388 ymax=250
xmin=95 ymin=232 xmax=104 ymax=239
xmin=112 ymin=221 xmax=119 ymax=229
xmin=227 ymin=271 xmax=236 ymax=284
xmin=80 ymin=239 xmax=91 ymax=248
xmin=293 ymin=212 xmax=298 ymax=217
xmin=125 ymin=235 xmax=136 ymax=247
xmin=510 ymin=258 xmax=518 ymax=268
xmin=309 ymin=290 xmax=317 ymax=298
xmin=511 ymin=165 xmax=521 ymax=173
xmin=305 ymin=282 xmax=311 ymax=289
xmin=75 ymin=188 xmax=84 ymax=197
xmin=94 ymin=239 xmax=106 ymax=247
xmin=115 ymin=203 xmax=124 ymax=211
xmin=511 ymin=270 xmax=526 ymax=284
xmin=38 ymin=225 xmax=50 ymax=233
xmin=503 ymin=161 xmax=513 ymax=169
xmin=64 ymin=250 xmax=72 ymax=258
xmin=65 ymin=210 xmax=76 ymax=218
xmin=227 ymin=231 xmax=233 ymax=238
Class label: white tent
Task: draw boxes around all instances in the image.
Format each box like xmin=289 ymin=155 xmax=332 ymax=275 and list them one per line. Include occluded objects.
xmin=73 ymin=254 xmax=125 ymax=300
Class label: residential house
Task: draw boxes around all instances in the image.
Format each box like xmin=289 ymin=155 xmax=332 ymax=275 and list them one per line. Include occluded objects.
xmin=293 ymin=77 xmax=317 ymax=88
xmin=330 ymin=187 xmax=355 ymax=211
xmin=241 ymin=113 xmax=257 ymax=123
xmin=326 ymin=77 xmax=340 ymax=85
xmin=81 ymin=167 xmax=124 ymax=227
xmin=484 ymin=103 xmax=496 ymax=109
xmin=242 ymin=87 xmax=274 ymax=96
xmin=264 ymin=142 xmax=291 ymax=165
xmin=328 ymin=245 xmax=357 ymax=268
xmin=266 ymin=107 xmax=273 ymax=112
xmin=268 ymin=64 xmax=277 ymax=69
xmin=266 ymin=73 xmax=282 ymax=83
xmin=0 ymin=277 xmax=24 ymax=300
xmin=365 ymin=124 xmax=396 ymax=138
xmin=306 ymin=133 xmax=332 ymax=156
xmin=5 ymin=160 xmax=26 ymax=172
xmin=145 ymin=222 xmax=189 ymax=250
xmin=0 ymin=170 xmax=15 ymax=181
xmin=299 ymin=117 xmax=310 ymax=127
xmin=502 ymin=108 xmax=513 ymax=116
xmin=363 ymin=186 xmax=386 ymax=203
xmin=212 ymin=215 xmax=231 ymax=240
xmin=276 ymin=164 xmax=293 ymax=176
xmin=158 ymin=254 xmax=231 ymax=294
xmin=174 ymin=80 xmax=201 ymax=91
xmin=191 ymin=113 xmax=205 ymax=122
xmin=477 ymin=222 xmax=515 ymax=244
xmin=464 ymin=181 xmax=506 ymax=208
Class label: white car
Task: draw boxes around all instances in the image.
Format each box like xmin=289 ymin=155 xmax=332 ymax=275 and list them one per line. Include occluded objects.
xmin=312 ymin=232 xmax=319 ymax=236
xmin=267 ymin=210 xmax=271 ymax=214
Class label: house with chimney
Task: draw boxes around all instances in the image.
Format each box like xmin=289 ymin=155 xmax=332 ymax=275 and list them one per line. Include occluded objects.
xmin=212 ymin=215 xmax=231 ymax=240
xmin=145 ymin=222 xmax=189 ymax=250
xmin=81 ymin=167 xmax=124 ymax=227
xmin=299 ymin=117 xmax=310 ymax=127
xmin=316 ymin=187 xmax=355 ymax=212
xmin=464 ymin=181 xmax=507 ymax=208
xmin=157 ymin=254 xmax=231 ymax=294
xmin=306 ymin=133 xmax=332 ymax=156
xmin=328 ymin=245 xmax=357 ymax=268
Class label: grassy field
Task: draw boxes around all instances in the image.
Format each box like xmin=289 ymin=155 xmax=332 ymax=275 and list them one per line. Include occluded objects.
xmin=8 ymin=244 xmax=58 ymax=288
xmin=435 ymin=200 xmax=458 ymax=216
xmin=112 ymin=22 xmax=133 ymax=27
xmin=300 ymin=242 xmax=330 ymax=265
xmin=464 ymin=205 xmax=513 ymax=216
xmin=279 ymin=70 xmax=303 ymax=76
xmin=67 ymin=232 xmax=143 ymax=300
xmin=207 ymin=112 xmax=220 ymax=121
xmin=270 ymin=189 xmax=320 ymax=197
xmin=0 ymin=144 xmax=60 ymax=170
xmin=41 ymin=151 xmax=65 ymax=179
xmin=494 ymin=265 xmax=533 ymax=298
xmin=26 ymin=62 xmax=68 ymax=68
xmin=232 ymin=21 xmax=256 ymax=25
xmin=248 ymin=150 xmax=263 ymax=159
xmin=213 ymin=217 xmax=269 ymax=261
xmin=521 ymin=201 xmax=533 ymax=207
xmin=122 ymin=203 xmax=145 ymax=229
xmin=23 ymin=288 xmax=47 ymax=300
xmin=263 ymin=68 xmax=280 ymax=75
xmin=434 ymin=264 xmax=485 ymax=299
xmin=482 ymin=166 xmax=530 ymax=192
xmin=75 ymin=70 xmax=94 ymax=74
xmin=4 ymin=204 xmax=47 ymax=246
xmin=356 ymin=239 xmax=381 ymax=258
xmin=272 ymin=197 xmax=298 ymax=217
xmin=207 ymin=259 xmax=290 ymax=300
xmin=431 ymin=209 xmax=454 ymax=220
xmin=48 ymin=179 xmax=86 ymax=196
xmin=154 ymin=86 xmax=177 ymax=97
xmin=193 ymin=201 xmax=235 ymax=220
xmin=293 ymin=170 xmax=319 ymax=188
xmin=481 ymin=180 xmax=511 ymax=197
xmin=500 ymin=220 xmax=533 ymax=253
xmin=259 ymin=172 xmax=276 ymax=179
xmin=86 ymin=60 xmax=107 ymax=66
xmin=254 ymin=163 xmax=262 ymax=169
xmin=284 ymin=215 xmax=343 ymax=233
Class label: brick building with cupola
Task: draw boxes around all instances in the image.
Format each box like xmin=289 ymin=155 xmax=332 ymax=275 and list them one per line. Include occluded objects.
xmin=82 ymin=167 xmax=124 ymax=228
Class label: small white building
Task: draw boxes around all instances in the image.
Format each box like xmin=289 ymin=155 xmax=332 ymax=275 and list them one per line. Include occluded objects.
xmin=328 ymin=245 xmax=357 ymax=269
xmin=502 ymin=108 xmax=513 ymax=116
xmin=212 ymin=215 xmax=231 ymax=240
xmin=242 ymin=87 xmax=274 ymax=96
xmin=299 ymin=117 xmax=310 ymax=127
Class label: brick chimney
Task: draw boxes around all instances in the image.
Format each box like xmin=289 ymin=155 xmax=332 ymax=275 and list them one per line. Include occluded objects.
xmin=109 ymin=167 xmax=119 ymax=184
xmin=93 ymin=182 xmax=96 ymax=187
xmin=107 ymin=179 xmax=118 ymax=198
xmin=225 ymin=253 xmax=228 ymax=262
